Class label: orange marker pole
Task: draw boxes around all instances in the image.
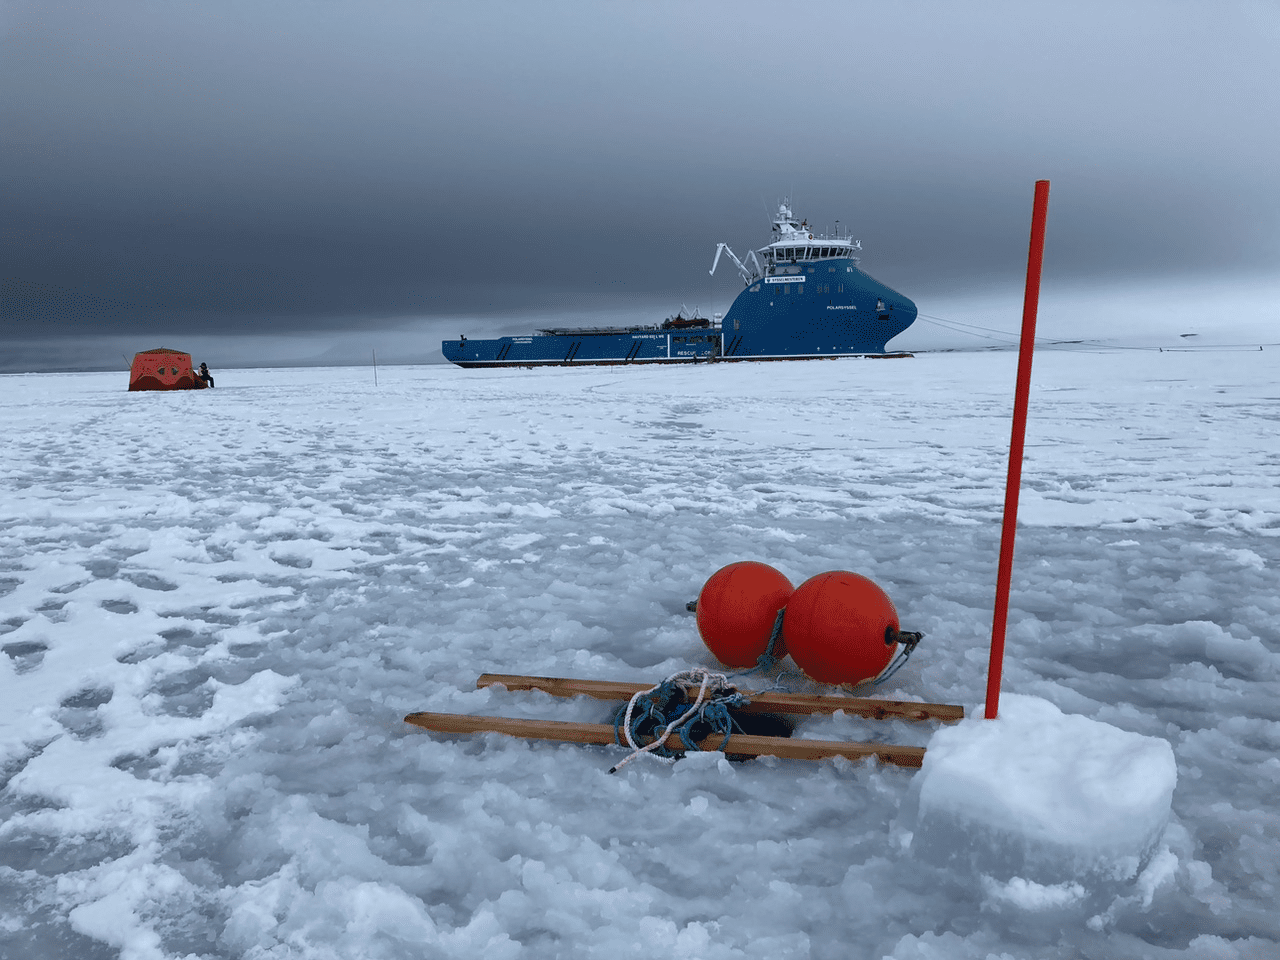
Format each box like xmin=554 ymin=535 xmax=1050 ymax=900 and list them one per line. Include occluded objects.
xmin=985 ymin=180 xmax=1050 ymax=720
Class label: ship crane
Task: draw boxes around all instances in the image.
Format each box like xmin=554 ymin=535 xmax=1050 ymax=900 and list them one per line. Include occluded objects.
xmin=709 ymin=243 xmax=763 ymax=285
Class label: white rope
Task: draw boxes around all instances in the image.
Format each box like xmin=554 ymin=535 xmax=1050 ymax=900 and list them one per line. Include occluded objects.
xmin=611 ymin=668 xmax=736 ymax=772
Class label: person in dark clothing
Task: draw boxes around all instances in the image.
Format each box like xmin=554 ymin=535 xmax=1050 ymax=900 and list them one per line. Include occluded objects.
xmin=196 ymin=362 xmax=215 ymax=388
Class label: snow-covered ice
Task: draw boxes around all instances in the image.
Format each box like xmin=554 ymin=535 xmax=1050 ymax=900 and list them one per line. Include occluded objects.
xmin=2 ymin=348 xmax=1279 ymax=959
xmin=910 ymin=694 xmax=1177 ymax=884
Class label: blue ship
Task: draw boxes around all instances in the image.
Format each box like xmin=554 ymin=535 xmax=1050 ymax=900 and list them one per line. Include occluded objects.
xmin=442 ymin=202 xmax=916 ymax=368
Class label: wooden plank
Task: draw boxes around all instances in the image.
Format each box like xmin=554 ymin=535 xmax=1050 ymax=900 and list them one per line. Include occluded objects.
xmin=403 ymin=711 xmax=926 ymax=768
xmin=406 ymin=711 xmax=618 ymax=744
xmin=476 ymin=673 xmax=964 ymax=723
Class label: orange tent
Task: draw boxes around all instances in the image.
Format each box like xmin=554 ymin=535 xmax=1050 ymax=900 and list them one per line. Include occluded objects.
xmin=128 ymin=348 xmax=208 ymax=391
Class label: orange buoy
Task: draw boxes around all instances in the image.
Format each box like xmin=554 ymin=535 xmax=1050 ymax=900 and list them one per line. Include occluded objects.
xmin=696 ymin=561 xmax=794 ymax=667
xmin=783 ymin=571 xmax=899 ymax=685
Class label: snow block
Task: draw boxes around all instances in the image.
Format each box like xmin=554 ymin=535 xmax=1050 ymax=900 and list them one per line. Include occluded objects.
xmin=909 ymin=694 xmax=1177 ymax=884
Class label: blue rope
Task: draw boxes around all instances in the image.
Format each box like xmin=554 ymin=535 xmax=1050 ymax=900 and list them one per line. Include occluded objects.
xmin=730 ymin=609 xmax=786 ymax=679
xmin=611 ymin=682 xmax=748 ymax=760
xmin=684 ymin=693 xmax=747 ymax=751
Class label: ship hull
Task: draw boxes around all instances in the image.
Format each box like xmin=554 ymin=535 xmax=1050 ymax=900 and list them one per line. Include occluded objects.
xmin=442 ymin=257 xmax=916 ymax=368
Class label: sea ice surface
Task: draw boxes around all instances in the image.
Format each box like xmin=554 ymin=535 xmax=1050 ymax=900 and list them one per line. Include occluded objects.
xmin=1 ymin=348 xmax=1278 ymax=959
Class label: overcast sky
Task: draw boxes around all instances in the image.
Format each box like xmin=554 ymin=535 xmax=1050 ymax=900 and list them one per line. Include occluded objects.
xmin=3 ymin=1 xmax=1279 ymax=369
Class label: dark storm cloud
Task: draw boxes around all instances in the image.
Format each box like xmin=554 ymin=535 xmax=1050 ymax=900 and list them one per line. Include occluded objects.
xmin=3 ymin=0 xmax=1278 ymax=365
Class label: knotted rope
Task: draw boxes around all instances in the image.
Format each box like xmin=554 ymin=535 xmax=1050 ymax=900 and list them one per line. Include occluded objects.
xmin=731 ymin=609 xmax=785 ymax=677
xmin=609 ymin=668 xmax=749 ymax=773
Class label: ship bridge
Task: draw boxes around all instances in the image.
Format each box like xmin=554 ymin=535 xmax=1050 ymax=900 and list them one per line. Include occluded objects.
xmin=710 ymin=201 xmax=861 ymax=284
xmin=761 ymin=201 xmax=861 ymax=267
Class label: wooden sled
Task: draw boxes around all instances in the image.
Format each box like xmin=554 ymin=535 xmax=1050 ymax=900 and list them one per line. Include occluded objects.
xmin=404 ymin=673 xmax=965 ymax=770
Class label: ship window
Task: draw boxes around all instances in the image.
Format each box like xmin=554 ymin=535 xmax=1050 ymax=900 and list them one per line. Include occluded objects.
xmin=783 ymin=285 xmax=789 ymax=294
